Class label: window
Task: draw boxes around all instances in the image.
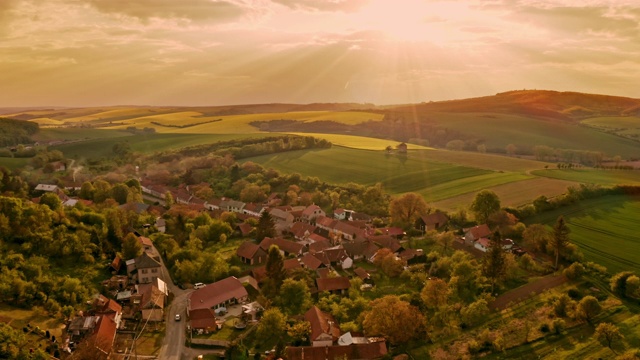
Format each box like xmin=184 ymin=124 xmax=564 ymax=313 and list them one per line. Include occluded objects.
xmin=152 ymin=268 xmax=158 ymax=273
xmin=142 ymin=269 xmax=148 ymax=274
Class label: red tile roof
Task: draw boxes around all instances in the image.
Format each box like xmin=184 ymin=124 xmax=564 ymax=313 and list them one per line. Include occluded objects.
xmin=300 ymin=253 xmax=324 ymax=270
xmin=94 ymin=315 xmax=117 ymax=354
xmin=236 ymin=241 xmax=263 ymax=259
xmin=259 ymin=237 xmax=305 ymax=255
xmin=286 ymin=341 xmax=388 ymax=360
xmin=189 ymin=277 xmax=247 ymax=311
xmin=304 ymin=306 xmax=341 ymax=342
xmin=189 ymin=308 xmax=217 ymax=330
xmin=317 ymin=277 xmax=351 ymax=292
xmin=466 ymin=224 xmax=492 ymax=240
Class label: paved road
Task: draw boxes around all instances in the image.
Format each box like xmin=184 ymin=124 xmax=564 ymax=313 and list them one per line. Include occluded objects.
xmin=153 ymin=246 xmax=193 ymax=360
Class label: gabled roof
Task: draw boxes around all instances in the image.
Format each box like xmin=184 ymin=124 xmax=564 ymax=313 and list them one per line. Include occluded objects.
xmin=137 ymin=283 xmax=165 ymax=309
xmin=94 ymin=315 xmax=117 ymax=354
xmin=259 ymin=237 xmax=305 ymax=254
xmin=308 ymin=233 xmax=329 ymax=243
xmin=110 ymin=256 xmax=122 ymax=272
xmin=317 ymin=277 xmax=351 ymax=292
xmin=476 ymin=237 xmax=491 ymax=248
xmin=370 ymin=236 xmax=403 ymax=253
xmin=236 ymin=241 xmax=263 ymax=259
xmin=308 ymin=238 xmax=331 ymax=253
xmin=286 ymin=342 xmax=388 ymax=360
xmin=189 ymin=277 xmax=248 ymax=311
xmin=304 ymin=306 xmax=341 ymax=342
xmin=302 ymin=204 xmax=323 ymax=217
xmin=420 ymin=212 xmax=449 ymax=228
xmin=134 ymin=252 xmax=162 ymax=269
xmin=243 ymin=202 xmax=263 ymax=213
xmin=315 ymin=215 xmax=337 ymax=228
xmin=236 ymin=223 xmax=254 ymax=237
xmin=189 ymin=308 xmax=217 ymax=330
xmin=251 ymin=258 xmax=302 ymax=282
xmin=268 ymin=208 xmax=293 ymax=221
xmin=353 ymin=268 xmax=371 ymax=280
xmin=323 ymin=248 xmax=349 ymax=263
xmin=290 ymin=222 xmax=317 ymax=239
xmin=466 ymin=224 xmax=492 ymax=240
xmin=139 ymin=236 xmax=153 ymax=247
xmin=300 ymin=253 xmax=324 ymax=270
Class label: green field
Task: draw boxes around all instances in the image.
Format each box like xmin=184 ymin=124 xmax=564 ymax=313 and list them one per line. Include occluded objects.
xmin=582 ymin=116 xmax=640 ymax=140
xmin=52 ymin=132 xmax=276 ymax=159
xmin=0 ymin=157 xmax=30 ymax=170
xmin=428 ymin=112 xmax=640 ymax=158
xmin=287 ymin=132 xmax=431 ymax=150
xmin=532 ymin=169 xmax=640 ymax=186
xmin=526 ymin=195 xmax=640 ymax=274
xmin=34 ymin=127 xmax=133 ymax=141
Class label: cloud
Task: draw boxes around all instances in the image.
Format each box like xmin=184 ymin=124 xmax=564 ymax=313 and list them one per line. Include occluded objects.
xmin=86 ymin=0 xmax=246 ymax=22
xmin=271 ymin=0 xmax=369 ymax=13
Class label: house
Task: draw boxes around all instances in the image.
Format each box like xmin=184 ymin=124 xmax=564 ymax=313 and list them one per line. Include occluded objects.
xmin=268 ymin=208 xmax=295 ymax=234
xmin=236 ymin=223 xmax=254 ymax=237
xmin=236 ymin=241 xmax=268 ymax=265
xmin=464 ymin=224 xmax=492 ymax=245
xmin=242 ymin=202 xmax=264 ymax=217
xmin=323 ymin=248 xmax=353 ymax=269
xmin=304 ymin=306 xmax=341 ymax=347
xmin=308 ymin=238 xmax=331 ymax=254
xmin=188 ymin=276 xmax=248 ymax=311
xmin=301 ymin=204 xmax=325 ymax=223
xmin=155 ymin=217 xmax=166 ymax=233
xmin=374 ymin=227 xmax=405 ymax=239
xmin=317 ymin=277 xmax=351 ymax=295
xmin=502 ymin=238 xmax=514 ymax=251
xmin=398 ymin=248 xmax=424 ymax=263
xmin=300 ymin=253 xmax=326 ymax=270
xmin=343 ymin=240 xmax=381 ymax=263
xmin=369 ymin=235 xmax=403 ymax=253
xmin=94 ymin=315 xmax=118 ymax=355
xmin=416 ymin=212 xmax=449 ymax=232
xmin=259 ymin=237 xmax=305 ymax=257
xmin=251 ymin=258 xmax=302 ymax=283
xmin=139 ymin=236 xmax=153 ymax=252
xmin=474 ymin=238 xmax=491 ymax=252
xmin=110 ymin=256 xmax=122 ymax=273
xmin=290 ymin=222 xmax=317 ymax=242
xmin=220 ymin=198 xmax=246 ymax=213
xmin=134 ymin=252 xmax=162 ymax=284
xmin=286 ymin=341 xmax=388 ymax=360
xmin=34 ymin=184 xmax=59 ymax=192
xmin=189 ymin=308 xmax=218 ymax=333
xmin=353 ymin=268 xmax=373 ymax=284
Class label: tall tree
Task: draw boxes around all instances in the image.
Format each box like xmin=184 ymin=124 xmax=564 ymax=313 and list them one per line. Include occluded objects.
xmin=121 ymin=232 xmax=142 ymax=260
xmin=420 ymin=278 xmax=449 ymax=311
xmin=470 ymin=190 xmax=501 ymax=224
xmin=389 ymin=192 xmax=428 ymax=228
xmin=550 ymin=216 xmax=570 ymax=269
xmin=256 ymin=308 xmax=286 ymax=344
xmin=264 ymin=245 xmax=286 ymax=298
xmin=278 ymin=279 xmax=312 ymax=315
xmin=362 ymin=295 xmax=425 ymax=345
xmin=437 ymin=231 xmax=456 ymax=255
xmin=594 ymin=322 xmax=624 ymax=355
xmin=256 ymin=211 xmax=276 ymax=241
xmin=522 ymin=224 xmax=550 ymax=252
xmin=483 ymin=231 xmax=506 ymax=293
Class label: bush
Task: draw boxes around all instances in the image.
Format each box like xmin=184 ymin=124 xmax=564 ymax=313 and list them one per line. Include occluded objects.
xmin=567 ymin=287 xmax=582 ymax=300
xmin=563 ymin=262 xmax=585 ymax=280
xmin=539 ymin=323 xmax=550 ymax=333
xmin=551 ymin=318 xmax=565 ymax=334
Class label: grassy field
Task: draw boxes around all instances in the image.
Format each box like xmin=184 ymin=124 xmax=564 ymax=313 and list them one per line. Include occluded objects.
xmin=0 ymin=157 xmax=30 ymax=170
xmin=34 ymin=127 xmax=133 ymax=141
xmin=52 ymin=132 xmax=274 ymax=159
xmin=428 ymin=112 xmax=640 ymax=158
xmin=532 ymin=169 xmax=640 ymax=186
xmin=525 ymin=195 xmax=640 ymax=274
xmin=582 ymin=116 xmax=640 ymax=140
xmin=432 ymin=177 xmax=578 ymax=211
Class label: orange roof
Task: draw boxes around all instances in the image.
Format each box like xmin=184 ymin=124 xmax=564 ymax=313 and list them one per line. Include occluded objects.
xmin=317 ymin=277 xmax=351 ymax=292
xmin=304 ymin=306 xmax=341 ymax=342
xmin=189 ymin=277 xmax=247 ymax=311
xmin=94 ymin=316 xmax=117 ymax=354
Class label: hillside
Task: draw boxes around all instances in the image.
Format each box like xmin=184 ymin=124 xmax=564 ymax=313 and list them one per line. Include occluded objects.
xmin=386 ymin=90 xmax=640 ymax=121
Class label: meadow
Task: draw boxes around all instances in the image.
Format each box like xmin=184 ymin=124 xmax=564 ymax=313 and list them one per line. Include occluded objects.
xmin=582 ymin=116 xmax=640 ymax=140
xmin=526 ymin=195 xmax=640 ymax=275
xmin=426 ymin=112 xmax=640 ymax=158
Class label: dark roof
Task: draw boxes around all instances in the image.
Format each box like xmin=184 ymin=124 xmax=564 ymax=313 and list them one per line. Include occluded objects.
xmin=309 ymin=238 xmax=331 ymax=253
xmin=259 ymin=237 xmax=305 ymax=254
xmin=300 ymin=253 xmax=324 ymax=270
xmin=317 ymin=277 xmax=351 ymax=292
xmin=134 ymin=252 xmax=161 ymax=269
xmin=370 ymin=236 xmax=403 ymax=253
xmin=353 ymin=268 xmax=370 ymax=280
xmin=189 ymin=277 xmax=247 ymax=311
xmin=466 ymin=224 xmax=492 ymax=240
xmin=189 ymin=308 xmax=217 ymax=330
xmin=236 ymin=241 xmax=263 ymax=259
xmin=286 ymin=341 xmax=388 ymax=360
xmin=304 ymin=306 xmax=341 ymax=342
xmin=237 ymin=223 xmax=253 ymax=236
xmin=323 ymin=248 xmax=349 ymax=263
xmin=419 ymin=212 xmax=449 ymax=228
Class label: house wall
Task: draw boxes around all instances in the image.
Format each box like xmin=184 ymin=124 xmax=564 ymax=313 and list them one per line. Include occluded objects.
xmin=312 ymin=334 xmax=333 ymax=347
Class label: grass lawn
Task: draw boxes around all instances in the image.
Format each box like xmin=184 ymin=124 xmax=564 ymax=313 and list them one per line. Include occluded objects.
xmin=135 ymin=329 xmax=164 ymax=355
xmin=0 ymin=157 xmax=30 ymax=170
xmin=0 ymin=304 xmax=65 ymax=338
xmin=525 ymin=195 xmax=640 ymax=274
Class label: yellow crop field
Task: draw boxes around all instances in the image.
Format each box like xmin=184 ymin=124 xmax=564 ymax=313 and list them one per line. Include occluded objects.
xmin=30 ymin=117 xmax=65 ymax=126
xmin=286 ymin=132 xmax=431 ymax=150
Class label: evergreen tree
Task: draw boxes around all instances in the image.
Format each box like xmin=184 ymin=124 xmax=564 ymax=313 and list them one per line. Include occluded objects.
xmin=551 ymin=216 xmax=571 ymax=269
xmin=256 ymin=211 xmax=276 ymax=241
xmin=482 ymin=230 xmax=506 ymax=293
xmin=264 ymin=245 xmax=286 ymax=298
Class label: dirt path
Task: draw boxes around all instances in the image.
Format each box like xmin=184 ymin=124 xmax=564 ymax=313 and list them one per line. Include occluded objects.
xmin=490 ymin=274 xmax=568 ymax=311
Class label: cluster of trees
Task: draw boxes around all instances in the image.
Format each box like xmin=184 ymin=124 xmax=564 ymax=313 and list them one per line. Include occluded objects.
xmin=0 ymin=118 xmax=39 ymax=147
xmin=533 ymin=145 xmax=604 ymax=166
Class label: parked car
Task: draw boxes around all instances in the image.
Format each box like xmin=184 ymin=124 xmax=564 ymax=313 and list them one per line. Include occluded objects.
xmin=194 ymin=282 xmax=206 ymax=289
xmin=175 ymin=314 xmax=181 ymax=321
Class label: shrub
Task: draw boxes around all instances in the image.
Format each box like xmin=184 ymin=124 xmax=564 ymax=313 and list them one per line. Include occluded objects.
xmin=563 ymin=262 xmax=585 ymax=280
xmin=567 ymin=287 xmax=582 ymax=300
xmin=551 ymin=319 xmax=565 ymax=334
xmin=539 ymin=323 xmax=550 ymax=333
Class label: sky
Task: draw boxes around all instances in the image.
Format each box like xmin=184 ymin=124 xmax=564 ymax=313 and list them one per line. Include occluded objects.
xmin=1 ymin=0 xmax=639 ymax=107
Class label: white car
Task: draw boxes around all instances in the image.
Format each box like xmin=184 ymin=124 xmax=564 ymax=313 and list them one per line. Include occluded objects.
xmin=175 ymin=314 xmax=181 ymax=321
xmin=194 ymin=282 xmax=205 ymax=289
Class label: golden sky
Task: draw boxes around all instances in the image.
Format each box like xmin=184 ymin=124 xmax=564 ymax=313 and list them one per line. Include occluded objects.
xmin=1 ymin=0 xmax=639 ymax=106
